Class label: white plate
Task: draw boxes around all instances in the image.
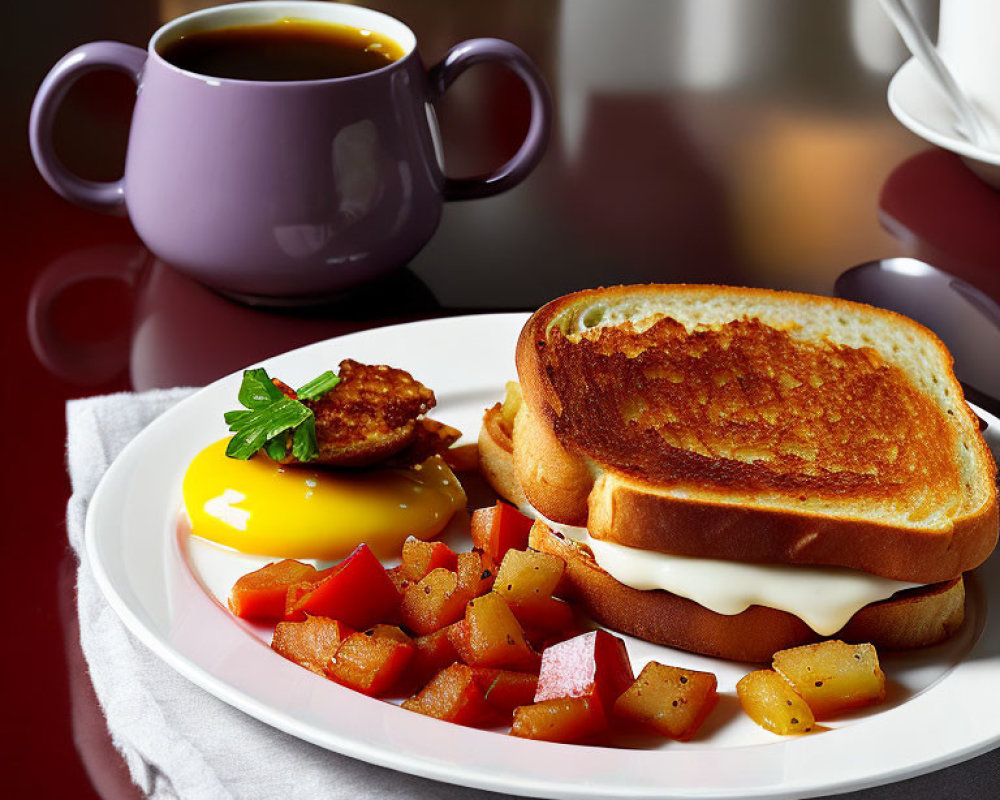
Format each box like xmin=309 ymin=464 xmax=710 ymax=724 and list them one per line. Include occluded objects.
xmin=86 ymin=313 xmax=1000 ymax=799
xmin=888 ymin=56 xmax=1000 ymax=189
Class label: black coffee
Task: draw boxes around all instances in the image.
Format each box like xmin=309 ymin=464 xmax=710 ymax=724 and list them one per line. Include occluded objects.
xmin=159 ymin=18 xmax=405 ymax=81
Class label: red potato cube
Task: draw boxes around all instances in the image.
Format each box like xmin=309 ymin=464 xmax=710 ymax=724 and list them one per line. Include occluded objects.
xmin=469 ymin=505 xmax=496 ymax=553
xmin=535 ymin=630 xmax=634 ymax=717
xmin=471 ymin=668 xmax=539 ymax=713
xmin=495 ymin=549 xmax=564 ymax=602
xmin=385 ymin=565 xmax=410 ymax=596
xmin=521 ymin=612 xmax=587 ymax=654
xmin=400 ymin=568 xmax=469 ymax=635
xmin=448 ymin=592 xmax=540 ymax=671
xmin=509 ymin=596 xmax=577 ymax=633
xmin=737 ymin=670 xmax=816 ymax=735
xmin=408 ymin=626 xmax=461 ymax=687
xmin=230 ymin=559 xmax=319 ymax=621
xmin=456 ymin=550 xmax=495 ymax=597
xmin=401 ymin=663 xmax=495 ymax=727
xmin=510 ymin=696 xmax=606 ymax=743
xmin=284 ymin=564 xmax=338 ymax=618
xmin=270 ymin=616 xmax=353 ymax=675
xmin=613 ymin=662 xmax=719 ymax=740
xmin=470 ymin=502 xmax=534 ymax=570
xmin=326 ymin=625 xmax=414 ymax=696
xmin=772 ymin=640 xmax=886 ymax=719
xmin=493 ymin=549 xmax=575 ymax=633
xmin=400 ymin=538 xmax=458 ymax=582
xmin=285 ymin=544 xmax=400 ymax=629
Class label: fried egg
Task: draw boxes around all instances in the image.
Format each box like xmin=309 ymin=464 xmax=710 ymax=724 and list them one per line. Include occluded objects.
xmin=182 ymin=438 xmax=466 ymax=560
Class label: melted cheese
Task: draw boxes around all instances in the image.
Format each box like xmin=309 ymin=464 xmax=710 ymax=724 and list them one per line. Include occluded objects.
xmin=534 ymin=516 xmax=919 ymax=636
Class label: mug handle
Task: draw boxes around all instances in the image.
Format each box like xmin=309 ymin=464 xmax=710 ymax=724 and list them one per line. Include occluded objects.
xmin=29 ymin=42 xmax=147 ymax=214
xmin=428 ymin=38 xmax=551 ymax=201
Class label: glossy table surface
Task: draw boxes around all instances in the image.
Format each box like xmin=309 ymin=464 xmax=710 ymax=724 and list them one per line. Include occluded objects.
xmin=6 ymin=0 xmax=1000 ymax=797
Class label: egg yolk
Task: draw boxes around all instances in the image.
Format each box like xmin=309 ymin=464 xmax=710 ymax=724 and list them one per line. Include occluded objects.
xmin=182 ymin=438 xmax=466 ymax=560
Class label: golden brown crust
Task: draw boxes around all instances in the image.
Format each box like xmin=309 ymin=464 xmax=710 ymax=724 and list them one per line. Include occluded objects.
xmin=587 ymin=473 xmax=997 ymax=584
xmin=528 ymin=521 xmax=966 ymax=663
xmin=514 ymin=284 xmax=999 ymax=581
xmin=383 ymin=418 xmax=461 ymax=468
xmin=274 ymin=360 xmax=450 ymax=468
xmin=308 ymin=359 xmax=433 ymax=466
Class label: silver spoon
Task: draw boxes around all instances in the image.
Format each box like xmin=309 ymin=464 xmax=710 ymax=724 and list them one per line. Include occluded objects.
xmin=835 ymin=257 xmax=1000 ymax=419
xmin=879 ymin=0 xmax=993 ymax=149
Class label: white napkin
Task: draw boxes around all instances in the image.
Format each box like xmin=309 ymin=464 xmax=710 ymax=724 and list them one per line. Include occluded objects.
xmin=66 ymin=390 xmax=515 ymax=800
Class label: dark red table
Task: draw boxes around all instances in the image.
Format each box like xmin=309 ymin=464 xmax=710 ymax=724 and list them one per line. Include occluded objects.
xmin=5 ymin=1 xmax=1000 ymax=797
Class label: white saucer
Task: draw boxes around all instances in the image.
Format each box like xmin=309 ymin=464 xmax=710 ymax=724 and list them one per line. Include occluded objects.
xmin=888 ymin=57 xmax=1000 ymax=189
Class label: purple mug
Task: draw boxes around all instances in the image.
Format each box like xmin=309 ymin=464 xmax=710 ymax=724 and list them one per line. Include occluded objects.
xmin=29 ymin=1 xmax=551 ymax=305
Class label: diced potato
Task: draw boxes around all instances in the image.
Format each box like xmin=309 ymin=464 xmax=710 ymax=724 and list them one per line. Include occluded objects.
xmin=385 ymin=565 xmax=410 ymax=596
xmin=470 ymin=502 xmax=534 ymax=570
xmin=408 ymin=626 xmax=460 ymax=687
xmin=400 ymin=568 xmax=469 ymax=635
xmin=471 ymin=668 xmax=539 ymax=713
xmin=470 ymin=505 xmax=496 ymax=553
xmin=284 ymin=576 xmax=324 ymax=620
xmin=737 ymin=670 xmax=816 ymax=735
xmin=456 ymin=550 xmax=494 ymax=597
xmin=271 ymin=616 xmax=352 ymax=675
xmin=326 ymin=625 xmax=414 ymax=696
xmin=230 ymin=559 xmax=319 ymax=620
xmin=401 ymin=663 xmax=495 ymax=727
xmin=613 ymin=662 xmax=718 ymax=741
xmin=495 ymin=549 xmax=564 ymax=600
xmin=772 ymin=640 xmax=886 ymax=719
xmin=510 ymin=696 xmax=605 ymax=743
xmin=448 ymin=592 xmax=539 ymax=671
xmin=535 ymin=630 xmax=634 ymax=716
xmin=493 ymin=549 xmax=572 ymax=632
xmin=521 ymin=611 xmax=585 ymax=653
xmin=400 ymin=538 xmax=458 ymax=583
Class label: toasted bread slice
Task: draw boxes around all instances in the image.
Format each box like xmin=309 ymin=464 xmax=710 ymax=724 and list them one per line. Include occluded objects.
xmin=514 ymin=285 xmax=998 ymax=583
xmin=480 ymin=414 xmax=968 ymax=660
xmin=528 ymin=521 xmax=965 ymax=662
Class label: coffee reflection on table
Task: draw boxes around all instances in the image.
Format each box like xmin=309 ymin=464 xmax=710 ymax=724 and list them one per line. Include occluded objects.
xmin=28 ymin=246 xmax=444 ymax=391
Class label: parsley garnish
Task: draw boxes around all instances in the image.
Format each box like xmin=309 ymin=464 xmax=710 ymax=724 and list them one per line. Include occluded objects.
xmin=224 ymin=368 xmax=340 ymax=461
xmin=296 ymin=370 xmax=340 ymax=401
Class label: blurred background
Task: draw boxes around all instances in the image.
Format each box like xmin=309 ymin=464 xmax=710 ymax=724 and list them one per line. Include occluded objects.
xmin=16 ymin=0 xmax=1000 ymax=396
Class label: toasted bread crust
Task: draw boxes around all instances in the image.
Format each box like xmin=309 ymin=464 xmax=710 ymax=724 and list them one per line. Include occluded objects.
xmin=587 ymin=473 xmax=997 ymax=584
xmin=515 ymin=284 xmax=998 ymax=581
xmin=513 ymin=401 xmax=592 ymax=526
xmin=528 ymin=521 xmax=966 ymax=662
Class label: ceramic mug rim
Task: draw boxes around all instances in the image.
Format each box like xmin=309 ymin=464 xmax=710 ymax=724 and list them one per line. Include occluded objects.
xmin=148 ymin=0 xmax=418 ymax=87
